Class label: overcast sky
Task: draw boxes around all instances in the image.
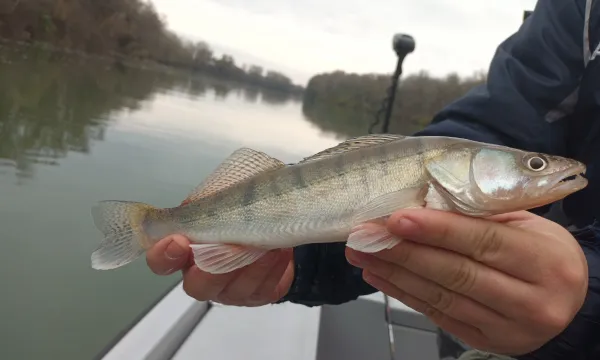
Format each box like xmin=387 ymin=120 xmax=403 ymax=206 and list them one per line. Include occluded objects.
xmin=150 ymin=0 xmax=537 ymax=85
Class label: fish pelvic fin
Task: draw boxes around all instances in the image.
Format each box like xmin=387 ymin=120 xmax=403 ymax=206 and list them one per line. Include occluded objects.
xmin=90 ymin=200 xmax=164 ymax=270
xmin=347 ymin=223 xmax=401 ymax=253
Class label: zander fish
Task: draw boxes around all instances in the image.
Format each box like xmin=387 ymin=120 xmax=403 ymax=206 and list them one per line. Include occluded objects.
xmin=90 ymin=134 xmax=587 ymax=274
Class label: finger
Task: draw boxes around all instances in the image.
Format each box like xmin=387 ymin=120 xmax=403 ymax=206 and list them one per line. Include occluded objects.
xmin=181 ymin=265 xmax=240 ymax=302
xmin=146 ymin=235 xmax=191 ymax=275
xmin=250 ymin=249 xmax=294 ymax=304
xmin=347 ymin=248 xmax=507 ymax=329
xmin=349 ymin=241 xmax=533 ymax=318
xmin=486 ymin=210 xmax=537 ymax=224
xmin=218 ymin=250 xmax=281 ymax=304
xmin=276 ymin=256 xmax=295 ymax=298
xmin=361 ymin=271 xmax=489 ymax=350
xmin=385 ymin=209 xmax=543 ymax=281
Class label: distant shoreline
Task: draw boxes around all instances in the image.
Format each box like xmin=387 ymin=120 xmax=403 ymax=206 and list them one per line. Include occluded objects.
xmin=0 ymin=37 xmax=304 ymax=95
xmin=0 ymin=0 xmax=302 ymax=95
xmin=0 ymin=38 xmax=165 ymax=69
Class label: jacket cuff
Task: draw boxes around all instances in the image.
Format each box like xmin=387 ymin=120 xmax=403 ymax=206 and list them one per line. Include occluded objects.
xmin=277 ymin=243 xmax=377 ymax=306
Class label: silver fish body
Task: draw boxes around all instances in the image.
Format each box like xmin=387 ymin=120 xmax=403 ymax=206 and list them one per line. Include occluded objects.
xmin=90 ymin=134 xmax=587 ymax=273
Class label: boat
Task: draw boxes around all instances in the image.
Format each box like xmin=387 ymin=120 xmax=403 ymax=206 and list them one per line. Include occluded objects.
xmin=95 ymin=283 xmax=443 ymax=360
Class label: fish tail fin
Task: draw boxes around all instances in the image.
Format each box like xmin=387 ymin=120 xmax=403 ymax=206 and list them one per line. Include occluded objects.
xmin=90 ymin=200 xmax=164 ymax=270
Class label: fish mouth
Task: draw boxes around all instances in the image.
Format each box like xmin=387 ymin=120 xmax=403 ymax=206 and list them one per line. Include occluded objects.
xmin=549 ymin=164 xmax=588 ymax=193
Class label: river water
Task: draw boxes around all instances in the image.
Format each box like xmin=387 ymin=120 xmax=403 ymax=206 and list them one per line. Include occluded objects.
xmin=0 ymin=49 xmax=341 ymax=360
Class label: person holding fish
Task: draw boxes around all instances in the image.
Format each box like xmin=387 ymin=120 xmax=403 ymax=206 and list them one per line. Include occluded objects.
xmin=91 ymin=0 xmax=600 ymax=358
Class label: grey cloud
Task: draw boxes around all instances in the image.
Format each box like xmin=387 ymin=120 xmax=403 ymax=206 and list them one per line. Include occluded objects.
xmin=208 ymin=0 xmax=475 ymax=36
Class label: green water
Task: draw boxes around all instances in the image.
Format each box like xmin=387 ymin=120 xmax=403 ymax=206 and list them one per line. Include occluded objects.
xmin=0 ymin=50 xmax=340 ymax=360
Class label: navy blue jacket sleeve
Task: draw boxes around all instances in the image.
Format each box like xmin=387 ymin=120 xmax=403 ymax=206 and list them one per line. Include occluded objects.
xmin=516 ymin=223 xmax=600 ymax=360
xmin=282 ymin=4 xmax=600 ymax=358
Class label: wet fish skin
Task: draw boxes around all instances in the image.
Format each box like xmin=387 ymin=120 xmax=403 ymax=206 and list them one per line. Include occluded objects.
xmin=90 ymin=135 xmax=587 ymax=274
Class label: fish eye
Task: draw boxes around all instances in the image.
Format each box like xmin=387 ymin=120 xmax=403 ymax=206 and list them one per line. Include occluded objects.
xmin=527 ymin=156 xmax=547 ymax=171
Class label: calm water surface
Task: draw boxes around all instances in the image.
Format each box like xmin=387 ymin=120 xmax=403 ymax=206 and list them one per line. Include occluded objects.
xmin=0 ymin=52 xmax=340 ymax=359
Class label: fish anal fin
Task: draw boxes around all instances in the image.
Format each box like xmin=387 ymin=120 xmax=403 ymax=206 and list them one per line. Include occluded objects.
xmin=189 ymin=243 xmax=268 ymax=274
xmin=347 ymin=223 xmax=402 ymax=253
xmin=181 ymin=148 xmax=286 ymax=205
xmin=299 ymin=134 xmax=407 ymax=164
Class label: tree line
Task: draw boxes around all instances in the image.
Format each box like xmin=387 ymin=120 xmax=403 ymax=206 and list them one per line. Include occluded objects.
xmin=302 ymin=70 xmax=487 ymax=138
xmin=0 ymin=0 xmax=303 ymax=94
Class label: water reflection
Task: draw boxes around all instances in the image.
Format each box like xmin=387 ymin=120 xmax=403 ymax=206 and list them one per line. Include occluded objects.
xmin=0 ymin=46 xmax=322 ymax=360
xmin=0 ymin=47 xmax=301 ymax=184
xmin=301 ymin=96 xmax=426 ymax=139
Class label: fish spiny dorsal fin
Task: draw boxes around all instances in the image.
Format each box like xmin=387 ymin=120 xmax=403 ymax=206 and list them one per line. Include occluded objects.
xmin=181 ymin=148 xmax=286 ymax=205
xmin=299 ymin=134 xmax=407 ymax=164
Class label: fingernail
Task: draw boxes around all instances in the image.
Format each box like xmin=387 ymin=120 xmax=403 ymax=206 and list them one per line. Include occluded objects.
xmin=346 ymin=250 xmax=361 ymax=266
xmin=392 ymin=217 xmax=419 ymax=236
xmin=347 ymin=251 xmax=371 ymax=267
xmin=165 ymin=239 xmax=186 ymax=260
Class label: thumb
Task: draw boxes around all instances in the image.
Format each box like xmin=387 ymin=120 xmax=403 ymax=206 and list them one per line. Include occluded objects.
xmin=146 ymin=234 xmax=191 ymax=275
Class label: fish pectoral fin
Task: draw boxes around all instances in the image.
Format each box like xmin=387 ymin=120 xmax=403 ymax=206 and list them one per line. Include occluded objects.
xmin=347 ymin=223 xmax=402 ymax=253
xmin=189 ymin=243 xmax=268 ymax=274
xmin=350 ymin=186 xmax=427 ymax=225
xmin=424 ymin=152 xmax=471 ymax=193
xmin=181 ymin=148 xmax=286 ymax=205
xmin=298 ymin=134 xmax=407 ymax=164
xmin=347 ymin=186 xmax=426 ymax=253
xmin=424 ymin=182 xmax=455 ymax=211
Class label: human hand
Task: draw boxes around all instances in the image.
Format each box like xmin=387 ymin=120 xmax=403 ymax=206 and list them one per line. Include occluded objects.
xmin=345 ymin=209 xmax=588 ymax=356
xmin=146 ymin=235 xmax=294 ymax=306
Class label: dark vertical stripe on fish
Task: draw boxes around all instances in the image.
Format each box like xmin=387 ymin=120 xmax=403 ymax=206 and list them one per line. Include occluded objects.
xmin=242 ymin=178 xmax=256 ymax=222
xmin=291 ymin=166 xmax=308 ymax=189
xmin=378 ymin=144 xmax=390 ymax=176
xmin=334 ymin=154 xmax=345 ymax=175
xmin=334 ymin=154 xmax=349 ymax=188
xmin=205 ymin=191 xmax=224 ymax=219
xmin=269 ymin=173 xmax=282 ymax=197
xmin=359 ymin=151 xmax=371 ymax=197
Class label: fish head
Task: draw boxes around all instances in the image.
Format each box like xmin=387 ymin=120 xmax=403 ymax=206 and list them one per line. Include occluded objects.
xmin=424 ymin=144 xmax=588 ymax=216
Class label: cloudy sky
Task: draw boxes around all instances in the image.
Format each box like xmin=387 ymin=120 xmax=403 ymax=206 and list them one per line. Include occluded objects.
xmin=150 ymin=0 xmax=537 ymax=85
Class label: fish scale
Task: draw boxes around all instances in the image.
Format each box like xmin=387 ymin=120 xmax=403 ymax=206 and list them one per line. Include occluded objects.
xmin=89 ymin=134 xmax=588 ymax=274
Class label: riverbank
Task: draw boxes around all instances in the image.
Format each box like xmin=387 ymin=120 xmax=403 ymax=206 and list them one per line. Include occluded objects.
xmin=301 ymin=70 xmax=487 ymax=137
xmin=0 ymin=0 xmax=303 ymax=94
xmin=0 ymin=38 xmax=304 ymax=98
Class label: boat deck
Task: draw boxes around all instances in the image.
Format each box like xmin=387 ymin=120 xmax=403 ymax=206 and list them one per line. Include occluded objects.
xmin=99 ymin=280 xmax=448 ymax=360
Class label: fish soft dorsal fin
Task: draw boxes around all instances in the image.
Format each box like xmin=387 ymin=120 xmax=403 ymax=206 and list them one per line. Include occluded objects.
xmin=299 ymin=134 xmax=407 ymax=164
xmin=181 ymin=148 xmax=286 ymax=205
